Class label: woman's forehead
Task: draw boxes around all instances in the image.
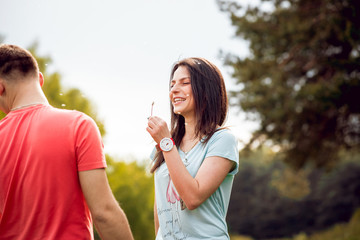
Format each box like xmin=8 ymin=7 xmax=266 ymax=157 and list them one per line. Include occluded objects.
xmin=172 ymin=66 xmax=190 ymax=81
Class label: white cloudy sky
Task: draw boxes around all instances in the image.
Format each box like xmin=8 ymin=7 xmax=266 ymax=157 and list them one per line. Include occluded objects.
xmin=0 ymin=0 xmax=259 ymax=161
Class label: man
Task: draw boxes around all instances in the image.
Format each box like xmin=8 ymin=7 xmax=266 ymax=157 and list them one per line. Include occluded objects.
xmin=0 ymin=44 xmax=133 ymax=240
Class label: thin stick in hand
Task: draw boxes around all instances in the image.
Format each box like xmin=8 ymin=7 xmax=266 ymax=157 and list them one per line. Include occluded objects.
xmin=151 ymin=101 xmax=154 ymax=117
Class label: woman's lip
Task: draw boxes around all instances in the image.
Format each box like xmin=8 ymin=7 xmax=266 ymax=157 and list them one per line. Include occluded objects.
xmin=173 ymin=98 xmax=186 ymax=105
xmin=173 ymin=100 xmax=184 ymax=105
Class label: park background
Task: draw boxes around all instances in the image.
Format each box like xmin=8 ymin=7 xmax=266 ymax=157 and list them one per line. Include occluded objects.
xmin=1 ymin=0 xmax=359 ymax=239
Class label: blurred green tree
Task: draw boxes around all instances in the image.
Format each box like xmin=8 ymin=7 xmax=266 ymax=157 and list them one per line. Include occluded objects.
xmin=227 ymin=148 xmax=360 ymax=238
xmin=103 ymin=156 xmax=155 ymax=240
xmin=217 ymin=0 xmax=360 ymax=169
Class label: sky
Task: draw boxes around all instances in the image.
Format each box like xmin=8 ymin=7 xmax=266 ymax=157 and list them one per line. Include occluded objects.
xmin=0 ymin=0 xmax=259 ymax=161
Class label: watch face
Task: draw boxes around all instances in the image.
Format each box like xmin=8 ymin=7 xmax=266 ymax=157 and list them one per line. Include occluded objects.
xmin=160 ymin=138 xmax=174 ymax=152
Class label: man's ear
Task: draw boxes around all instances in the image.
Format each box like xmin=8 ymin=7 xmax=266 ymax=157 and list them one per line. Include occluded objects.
xmin=0 ymin=79 xmax=5 ymax=96
xmin=39 ymin=72 xmax=44 ymax=87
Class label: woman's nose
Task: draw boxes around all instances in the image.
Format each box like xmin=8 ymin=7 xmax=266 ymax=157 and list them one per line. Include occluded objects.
xmin=170 ymin=84 xmax=179 ymax=93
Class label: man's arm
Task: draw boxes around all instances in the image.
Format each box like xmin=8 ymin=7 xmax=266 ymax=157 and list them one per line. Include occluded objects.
xmin=79 ymin=168 xmax=134 ymax=240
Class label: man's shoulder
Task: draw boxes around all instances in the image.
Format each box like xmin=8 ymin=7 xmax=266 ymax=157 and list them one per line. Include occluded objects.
xmin=44 ymin=106 xmax=93 ymax=124
xmin=47 ymin=106 xmax=87 ymax=117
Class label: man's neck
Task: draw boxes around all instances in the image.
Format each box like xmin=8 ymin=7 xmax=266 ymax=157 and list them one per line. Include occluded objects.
xmin=9 ymin=84 xmax=48 ymax=113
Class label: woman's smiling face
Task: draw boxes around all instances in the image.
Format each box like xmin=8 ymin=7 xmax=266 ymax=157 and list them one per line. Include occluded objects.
xmin=169 ymin=66 xmax=195 ymax=118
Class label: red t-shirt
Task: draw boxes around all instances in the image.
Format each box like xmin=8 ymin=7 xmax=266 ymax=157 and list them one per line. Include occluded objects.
xmin=0 ymin=105 xmax=106 ymax=239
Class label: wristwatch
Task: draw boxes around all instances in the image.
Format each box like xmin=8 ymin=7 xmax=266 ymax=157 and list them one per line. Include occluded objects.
xmin=159 ymin=137 xmax=175 ymax=152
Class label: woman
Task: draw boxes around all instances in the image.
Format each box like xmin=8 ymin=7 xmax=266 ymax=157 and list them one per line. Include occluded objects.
xmin=147 ymin=57 xmax=239 ymax=240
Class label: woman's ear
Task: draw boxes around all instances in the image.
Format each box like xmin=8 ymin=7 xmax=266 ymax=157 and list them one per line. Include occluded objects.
xmin=39 ymin=72 xmax=44 ymax=87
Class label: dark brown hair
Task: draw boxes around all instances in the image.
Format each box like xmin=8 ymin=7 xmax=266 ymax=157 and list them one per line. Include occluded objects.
xmin=150 ymin=57 xmax=228 ymax=173
xmin=0 ymin=44 xmax=38 ymax=81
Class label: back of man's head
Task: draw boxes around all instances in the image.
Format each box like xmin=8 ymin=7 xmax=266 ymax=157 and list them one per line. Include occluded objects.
xmin=0 ymin=44 xmax=39 ymax=82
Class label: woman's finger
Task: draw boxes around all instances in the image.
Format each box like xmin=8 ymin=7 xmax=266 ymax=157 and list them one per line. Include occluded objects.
xmin=147 ymin=119 xmax=156 ymax=129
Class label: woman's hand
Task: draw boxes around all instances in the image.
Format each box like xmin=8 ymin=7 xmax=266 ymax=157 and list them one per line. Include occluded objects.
xmin=146 ymin=116 xmax=172 ymax=144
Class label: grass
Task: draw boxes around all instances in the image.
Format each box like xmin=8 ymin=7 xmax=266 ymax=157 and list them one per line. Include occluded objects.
xmin=230 ymin=208 xmax=360 ymax=240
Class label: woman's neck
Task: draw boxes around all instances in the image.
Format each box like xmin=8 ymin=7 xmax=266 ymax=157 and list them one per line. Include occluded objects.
xmin=181 ymin=117 xmax=201 ymax=152
xmin=183 ymin=117 xmax=198 ymax=141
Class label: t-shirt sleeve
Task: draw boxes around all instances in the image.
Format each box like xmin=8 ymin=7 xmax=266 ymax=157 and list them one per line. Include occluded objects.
xmin=205 ymin=129 xmax=239 ymax=175
xmin=74 ymin=114 xmax=106 ymax=171
xmin=150 ymin=147 xmax=157 ymax=160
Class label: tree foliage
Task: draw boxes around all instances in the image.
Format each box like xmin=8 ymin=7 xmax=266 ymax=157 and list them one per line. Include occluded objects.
xmin=227 ymin=148 xmax=360 ymax=239
xmin=102 ymin=156 xmax=155 ymax=240
xmin=286 ymin=208 xmax=360 ymax=240
xmin=217 ymin=0 xmax=360 ymax=169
